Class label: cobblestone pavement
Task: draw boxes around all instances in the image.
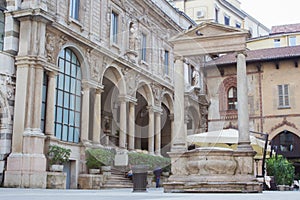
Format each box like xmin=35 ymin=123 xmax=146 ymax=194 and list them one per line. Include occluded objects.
xmin=0 ymin=188 xmax=299 ymax=200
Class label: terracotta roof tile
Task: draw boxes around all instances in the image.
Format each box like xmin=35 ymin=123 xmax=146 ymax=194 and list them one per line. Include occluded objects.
xmin=205 ymin=45 xmax=300 ymax=66
xmin=271 ymin=23 xmax=300 ymax=34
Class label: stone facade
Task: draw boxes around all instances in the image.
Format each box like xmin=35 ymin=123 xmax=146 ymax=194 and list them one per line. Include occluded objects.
xmin=0 ymin=0 xmax=209 ymax=189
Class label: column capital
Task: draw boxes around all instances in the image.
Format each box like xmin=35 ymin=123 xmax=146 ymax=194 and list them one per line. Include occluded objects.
xmin=46 ymin=70 xmax=58 ymax=78
xmin=95 ymin=88 xmax=104 ymax=94
xmin=118 ymin=95 xmax=137 ymax=103
xmin=235 ymin=51 xmax=247 ymax=57
xmin=82 ymin=80 xmax=104 ymax=90
xmin=147 ymin=105 xmax=162 ymax=114
xmin=174 ymin=56 xmax=184 ymax=62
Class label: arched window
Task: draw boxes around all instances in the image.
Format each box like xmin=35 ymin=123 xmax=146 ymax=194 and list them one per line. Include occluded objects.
xmin=55 ymin=48 xmax=81 ymax=143
xmin=227 ymin=87 xmax=237 ymax=110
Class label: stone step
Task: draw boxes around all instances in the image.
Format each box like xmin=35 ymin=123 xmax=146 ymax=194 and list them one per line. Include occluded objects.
xmin=102 ymin=168 xmax=133 ymax=189
xmin=102 ymin=184 xmax=133 ymax=189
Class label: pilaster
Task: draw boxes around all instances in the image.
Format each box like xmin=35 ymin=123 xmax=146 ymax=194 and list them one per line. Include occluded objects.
xmin=45 ymin=71 xmax=57 ymax=136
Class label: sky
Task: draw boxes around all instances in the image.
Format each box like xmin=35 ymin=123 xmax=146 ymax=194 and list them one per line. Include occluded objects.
xmin=239 ymin=0 xmax=300 ymax=29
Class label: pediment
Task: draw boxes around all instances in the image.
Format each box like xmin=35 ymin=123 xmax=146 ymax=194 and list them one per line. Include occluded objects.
xmin=171 ymin=22 xmax=249 ymax=41
xmin=169 ymin=22 xmax=249 ymax=56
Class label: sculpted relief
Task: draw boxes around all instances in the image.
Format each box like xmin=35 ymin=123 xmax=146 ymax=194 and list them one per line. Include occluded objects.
xmin=45 ymin=32 xmax=67 ymax=64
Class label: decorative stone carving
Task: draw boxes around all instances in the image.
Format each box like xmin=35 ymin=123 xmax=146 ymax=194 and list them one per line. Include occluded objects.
xmin=151 ymin=84 xmax=162 ymax=106
xmin=58 ymin=35 xmax=67 ymax=50
xmin=122 ymin=68 xmax=139 ymax=96
xmin=270 ymin=117 xmax=298 ymax=132
xmin=45 ymin=33 xmax=55 ymax=62
xmin=187 ymin=158 xmax=237 ymax=175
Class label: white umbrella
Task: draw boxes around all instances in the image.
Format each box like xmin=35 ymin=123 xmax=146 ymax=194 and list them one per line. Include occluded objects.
xmin=187 ymin=129 xmax=270 ymax=150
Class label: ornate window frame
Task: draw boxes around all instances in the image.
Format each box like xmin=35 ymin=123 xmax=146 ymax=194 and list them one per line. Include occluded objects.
xmin=219 ymin=76 xmax=237 ymax=118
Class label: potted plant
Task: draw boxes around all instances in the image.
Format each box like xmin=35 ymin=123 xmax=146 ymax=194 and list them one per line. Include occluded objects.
xmin=266 ymin=155 xmax=295 ymax=191
xmin=48 ymin=145 xmax=71 ymax=172
xmin=85 ymin=148 xmax=114 ymax=174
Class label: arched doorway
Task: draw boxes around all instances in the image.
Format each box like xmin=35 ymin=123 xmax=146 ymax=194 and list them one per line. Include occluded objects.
xmin=135 ymin=92 xmax=149 ymax=150
xmin=134 ymin=82 xmax=154 ymax=152
xmin=271 ymin=130 xmax=300 ymax=177
xmin=101 ymin=66 xmax=125 ymax=147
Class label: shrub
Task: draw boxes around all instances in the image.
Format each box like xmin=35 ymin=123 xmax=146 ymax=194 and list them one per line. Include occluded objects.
xmin=266 ymin=155 xmax=295 ymax=186
xmin=48 ymin=145 xmax=71 ymax=165
xmin=85 ymin=148 xmax=115 ymax=169
xmin=128 ymin=152 xmax=171 ymax=171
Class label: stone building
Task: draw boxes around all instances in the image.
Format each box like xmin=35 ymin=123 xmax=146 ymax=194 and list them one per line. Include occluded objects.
xmin=205 ymin=45 xmax=300 ymax=176
xmin=168 ymin=0 xmax=270 ymax=38
xmin=0 ymin=0 xmax=211 ymax=189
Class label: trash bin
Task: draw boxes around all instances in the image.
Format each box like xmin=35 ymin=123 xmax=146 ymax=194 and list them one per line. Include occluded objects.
xmin=132 ymin=165 xmax=148 ymax=192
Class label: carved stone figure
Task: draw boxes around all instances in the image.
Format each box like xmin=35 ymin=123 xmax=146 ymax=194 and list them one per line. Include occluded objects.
xmin=192 ymin=69 xmax=200 ymax=87
xmin=45 ymin=33 xmax=55 ymax=62
xmin=129 ymin=22 xmax=138 ymax=51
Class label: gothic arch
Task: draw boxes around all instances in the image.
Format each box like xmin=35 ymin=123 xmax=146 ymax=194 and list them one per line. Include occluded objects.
xmin=219 ymin=76 xmax=237 ymax=114
xmin=269 ymin=123 xmax=300 ymax=141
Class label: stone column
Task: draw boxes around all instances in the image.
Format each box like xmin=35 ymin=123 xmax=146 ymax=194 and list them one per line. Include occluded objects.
xmin=148 ymin=106 xmax=155 ymax=154
xmin=81 ymin=84 xmax=90 ymax=143
xmin=155 ymin=111 xmax=162 ymax=155
xmin=128 ymin=101 xmax=136 ymax=150
xmin=92 ymin=88 xmax=103 ymax=145
xmin=236 ymin=53 xmax=252 ymax=151
xmin=32 ymin=66 xmax=44 ymax=132
xmin=169 ymin=114 xmax=174 ymax=147
xmin=172 ymin=57 xmax=187 ymax=152
xmin=119 ymin=98 xmax=127 ymax=149
xmin=45 ymin=71 xmax=57 ymax=136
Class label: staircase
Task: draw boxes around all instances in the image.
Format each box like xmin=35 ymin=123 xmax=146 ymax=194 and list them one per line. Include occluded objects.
xmin=102 ymin=168 xmax=133 ymax=189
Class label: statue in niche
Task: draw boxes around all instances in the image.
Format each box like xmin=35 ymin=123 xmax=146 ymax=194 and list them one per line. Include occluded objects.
xmin=129 ymin=22 xmax=138 ymax=51
xmin=192 ymin=69 xmax=200 ymax=88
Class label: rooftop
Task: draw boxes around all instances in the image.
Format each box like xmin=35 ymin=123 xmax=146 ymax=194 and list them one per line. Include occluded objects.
xmin=205 ymin=45 xmax=300 ymax=66
xmin=271 ymin=23 xmax=300 ymax=34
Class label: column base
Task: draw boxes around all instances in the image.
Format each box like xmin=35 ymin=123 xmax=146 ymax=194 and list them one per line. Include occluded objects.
xmin=4 ymin=151 xmax=47 ymax=188
xmin=237 ymin=143 xmax=254 ymax=152
xmin=4 ymin=170 xmax=47 ymax=188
